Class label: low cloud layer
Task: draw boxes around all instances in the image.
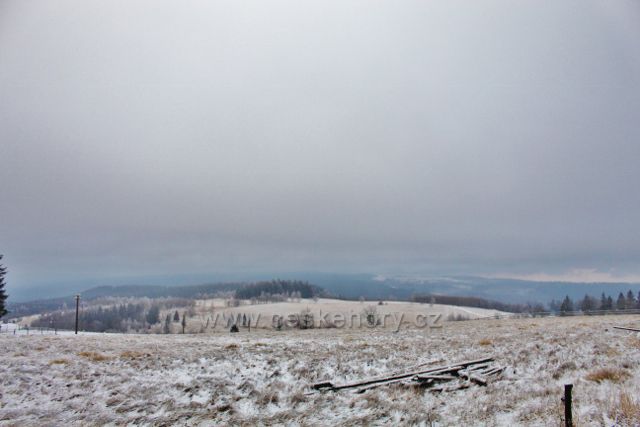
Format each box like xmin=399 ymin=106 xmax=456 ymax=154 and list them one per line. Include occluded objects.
xmin=2 ymin=1 xmax=640 ymax=293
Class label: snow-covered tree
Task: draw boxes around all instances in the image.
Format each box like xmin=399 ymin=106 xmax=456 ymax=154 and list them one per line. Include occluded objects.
xmin=146 ymin=304 xmax=160 ymax=325
xmin=164 ymin=314 xmax=171 ymax=334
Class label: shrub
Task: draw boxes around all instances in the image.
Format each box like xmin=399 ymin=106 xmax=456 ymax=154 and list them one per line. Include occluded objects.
xmin=362 ymin=305 xmax=380 ymax=327
xmin=120 ymin=351 xmax=147 ymax=359
xmin=77 ymin=351 xmax=111 ymax=362
xmin=585 ymin=368 xmax=630 ymax=383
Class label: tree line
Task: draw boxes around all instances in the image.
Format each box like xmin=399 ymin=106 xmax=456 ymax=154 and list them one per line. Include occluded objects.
xmin=410 ymin=294 xmax=542 ymax=313
xmin=552 ymin=290 xmax=640 ymax=315
xmin=30 ymin=298 xmax=195 ymax=333
xmin=234 ymin=280 xmax=324 ymax=300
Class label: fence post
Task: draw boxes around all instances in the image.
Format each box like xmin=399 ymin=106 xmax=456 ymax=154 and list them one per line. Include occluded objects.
xmin=75 ymin=294 xmax=80 ymax=334
xmin=562 ymin=384 xmax=573 ymax=427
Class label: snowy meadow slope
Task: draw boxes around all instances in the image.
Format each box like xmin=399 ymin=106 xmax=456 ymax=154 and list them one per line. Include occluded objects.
xmin=2 ymin=315 xmax=640 ymax=426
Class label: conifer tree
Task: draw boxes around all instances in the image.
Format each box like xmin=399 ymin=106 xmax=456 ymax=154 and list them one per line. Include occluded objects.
xmin=580 ymin=294 xmax=594 ymax=312
xmin=559 ymin=295 xmax=574 ymax=315
xmin=164 ymin=314 xmax=171 ymax=334
xmin=600 ymin=293 xmax=607 ymax=310
xmin=146 ymin=304 xmax=160 ymax=325
xmin=626 ymin=290 xmax=636 ymax=309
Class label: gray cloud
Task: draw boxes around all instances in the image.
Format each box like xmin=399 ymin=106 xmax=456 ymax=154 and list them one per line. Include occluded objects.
xmin=2 ymin=1 xmax=640 ymax=293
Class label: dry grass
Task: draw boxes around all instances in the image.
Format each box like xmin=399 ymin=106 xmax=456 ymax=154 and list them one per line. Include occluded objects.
xmin=610 ymin=391 xmax=640 ymax=424
xmin=627 ymin=337 xmax=640 ymax=349
xmin=585 ymin=367 xmax=630 ymax=383
xmin=77 ymin=351 xmax=111 ymax=362
xmin=256 ymin=390 xmax=279 ymax=405
xmin=552 ymin=361 xmax=577 ymax=379
xmin=289 ymin=390 xmax=307 ymax=405
xmin=4 ymin=314 xmax=640 ymax=426
xmin=605 ymin=347 xmax=621 ymax=357
xmin=119 ymin=350 xmax=147 ymax=359
xmin=49 ymin=358 xmax=70 ymax=365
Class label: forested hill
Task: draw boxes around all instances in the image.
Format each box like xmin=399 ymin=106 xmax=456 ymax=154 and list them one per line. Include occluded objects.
xmin=6 ymin=280 xmax=327 ymax=318
xmin=235 ymin=280 xmax=326 ymax=300
xmin=6 ymin=282 xmax=240 ymax=318
xmin=80 ymin=283 xmax=240 ymax=299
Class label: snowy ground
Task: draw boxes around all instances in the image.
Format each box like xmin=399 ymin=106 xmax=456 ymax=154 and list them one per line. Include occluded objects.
xmin=0 ymin=323 xmax=17 ymax=333
xmin=1 ymin=315 xmax=640 ymax=426
xmin=183 ymin=298 xmax=508 ymax=332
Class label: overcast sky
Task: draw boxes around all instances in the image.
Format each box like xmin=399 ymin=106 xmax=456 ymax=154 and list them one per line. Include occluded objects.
xmin=2 ymin=1 xmax=640 ymax=296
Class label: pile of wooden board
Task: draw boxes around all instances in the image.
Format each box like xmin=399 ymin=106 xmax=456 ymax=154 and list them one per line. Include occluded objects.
xmin=312 ymin=356 xmax=505 ymax=394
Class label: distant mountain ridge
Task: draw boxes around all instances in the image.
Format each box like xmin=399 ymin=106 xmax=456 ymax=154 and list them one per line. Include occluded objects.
xmin=6 ymin=282 xmax=242 ymax=318
xmin=273 ymin=273 xmax=640 ymax=305
xmin=6 ymin=273 xmax=640 ymax=319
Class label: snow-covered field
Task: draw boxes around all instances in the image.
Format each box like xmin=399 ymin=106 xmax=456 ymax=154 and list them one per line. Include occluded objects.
xmin=185 ymin=298 xmax=507 ymax=332
xmin=2 ymin=315 xmax=640 ymax=426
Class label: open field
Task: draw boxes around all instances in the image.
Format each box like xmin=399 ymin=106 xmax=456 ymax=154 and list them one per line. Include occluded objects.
xmin=2 ymin=315 xmax=640 ymax=426
xmin=9 ymin=298 xmax=507 ymax=334
xmin=184 ymin=298 xmax=507 ymax=331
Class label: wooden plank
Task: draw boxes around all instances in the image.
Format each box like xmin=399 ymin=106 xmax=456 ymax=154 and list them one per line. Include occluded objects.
xmin=312 ymin=381 xmax=334 ymax=390
xmin=482 ymin=366 xmax=505 ymax=376
xmin=355 ymin=378 xmax=408 ymax=393
xmin=464 ymin=362 xmax=491 ymax=372
xmin=459 ymin=372 xmax=487 ymax=386
xmin=613 ymin=326 xmax=640 ymax=333
xmin=413 ymin=374 xmax=457 ymax=382
xmin=430 ymin=382 xmax=471 ymax=393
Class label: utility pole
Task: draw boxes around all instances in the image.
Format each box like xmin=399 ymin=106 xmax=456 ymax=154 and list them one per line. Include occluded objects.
xmin=75 ymin=294 xmax=80 ymax=335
